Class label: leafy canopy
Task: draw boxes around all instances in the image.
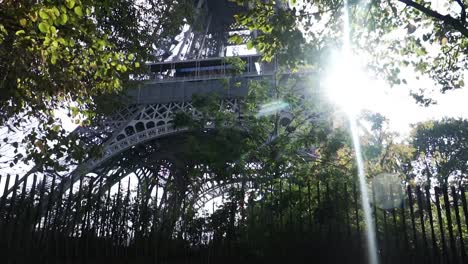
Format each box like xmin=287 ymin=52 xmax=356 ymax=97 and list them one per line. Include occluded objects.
xmin=231 ymin=0 xmax=468 ymax=105
xmin=0 ymin=0 xmax=191 ymax=168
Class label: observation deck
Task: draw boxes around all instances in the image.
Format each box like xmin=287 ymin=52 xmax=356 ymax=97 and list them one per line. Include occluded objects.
xmin=128 ymin=55 xmax=277 ymax=104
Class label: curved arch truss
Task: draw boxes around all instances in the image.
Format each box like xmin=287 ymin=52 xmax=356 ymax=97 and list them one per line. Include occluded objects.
xmin=77 ymin=98 xmax=242 ymax=178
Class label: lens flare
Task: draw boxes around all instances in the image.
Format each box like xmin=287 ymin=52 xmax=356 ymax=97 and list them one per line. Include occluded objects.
xmin=338 ymin=1 xmax=380 ymax=264
xmin=255 ymin=100 xmax=289 ymax=117
xmin=371 ymin=173 xmax=404 ymax=210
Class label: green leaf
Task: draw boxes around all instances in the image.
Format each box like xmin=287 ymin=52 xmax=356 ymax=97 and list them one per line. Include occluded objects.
xmin=229 ymin=34 xmax=243 ymax=45
xmin=134 ymin=62 xmax=140 ymax=68
xmin=74 ymin=6 xmax=83 ymax=17
xmin=50 ymin=26 xmax=57 ymax=35
xmin=29 ymin=12 xmax=38 ymax=22
xmin=65 ymin=0 xmax=75 ymax=9
xmin=59 ymin=14 xmax=68 ymax=25
xmin=39 ymin=10 xmax=49 ymax=20
xmin=113 ymin=79 xmax=120 ymax=88
xmin=19 ymin=19 xmax=27 ymax=27
xmin=38 ymin=22 xmax=50 ymax=33
xmin=57 ymin=37 xmax=67 ymax=45
xmin=52 ymin=7 xmax=60 ymax=17
xmin=15 ymin=30 xmax=25 ymax=36
xmin=51 ymin=55 xmax=58 ymax=65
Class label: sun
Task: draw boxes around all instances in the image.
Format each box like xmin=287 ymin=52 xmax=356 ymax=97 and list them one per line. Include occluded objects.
xmin=324 ymin=51 xmax=376 ymax=116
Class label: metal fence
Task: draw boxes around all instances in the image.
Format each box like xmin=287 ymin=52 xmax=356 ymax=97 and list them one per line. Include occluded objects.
xmin=0 ymin=173 xmax=466 ymax=264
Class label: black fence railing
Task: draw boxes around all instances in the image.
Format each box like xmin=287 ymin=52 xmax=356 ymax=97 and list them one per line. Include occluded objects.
xmin=0 ymin=173 xmax=466 ymax=264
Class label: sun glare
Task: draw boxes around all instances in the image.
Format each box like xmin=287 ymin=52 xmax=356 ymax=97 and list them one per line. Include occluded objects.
xmin=324 ymin=52 xmax=376 ymax=116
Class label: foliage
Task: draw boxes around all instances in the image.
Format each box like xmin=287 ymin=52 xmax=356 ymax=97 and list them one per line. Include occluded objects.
xmin=0 ymin=0 xmax=191 ymax=167
xmin=410 ymin=118 xmax=468 ymax=185
xmin=358 ymin=111 xmax=415 ymax=180
xmin=231 ymin=0 xmax=468 ymax=104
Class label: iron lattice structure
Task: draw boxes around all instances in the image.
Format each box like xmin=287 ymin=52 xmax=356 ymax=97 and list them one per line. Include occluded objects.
xmin=82 ymin=98 xmax=242 ymax=174
xmin=58 ymin=0 xmax=278 ymax=221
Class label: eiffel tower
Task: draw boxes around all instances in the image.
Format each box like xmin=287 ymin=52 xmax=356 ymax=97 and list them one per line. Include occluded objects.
xmin=4 ymin=0 xmax=308 ymax=221
xmin=61 ymin=0 xmax=288 ymax=212
xmin=1 ymin=1 xmax=312 ymax=258
xmin=2 ymin=0 xmax=273 ymax=191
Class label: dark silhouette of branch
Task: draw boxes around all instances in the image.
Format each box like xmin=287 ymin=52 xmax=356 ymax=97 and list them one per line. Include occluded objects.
xmin=454 ymin=0 xmax=467 ymax=25
xmin=398 ymin=0 xmax=468 ymax=38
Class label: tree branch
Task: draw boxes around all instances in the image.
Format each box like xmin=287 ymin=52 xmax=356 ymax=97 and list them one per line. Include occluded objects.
xmin=398 ymin=0 xmax=468 ymax=38
xmin=454 ymin=0 xmax=467 ymax=25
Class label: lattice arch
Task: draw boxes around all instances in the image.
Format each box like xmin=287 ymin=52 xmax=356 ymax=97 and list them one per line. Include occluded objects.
xmin=64 ymin=98 xmax=243 ymax=189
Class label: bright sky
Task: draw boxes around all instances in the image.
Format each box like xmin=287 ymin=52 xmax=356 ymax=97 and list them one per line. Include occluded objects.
xmin=327 ymin=66 xmax=468 ymax=136
xmin=359 ymin=77 xmax=468 ymax=136
xmin=323 ymin=0 xmax=468 ymax=136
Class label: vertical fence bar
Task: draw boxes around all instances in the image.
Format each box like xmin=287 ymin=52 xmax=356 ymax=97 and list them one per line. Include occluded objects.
xmin=0 ymin=174 xmax=10 ymax=260
xmin=298 ymin=182 xmax=303 ymax=233
xmin=278 ymin=177 xmax=283 ymax=231
xmin=416 ymin=186 xmax=429 ymax=262
xmin=317 ymin=180 xmax=321 ymax=235
xmin=435 ymin=186 xmax=449 ymax=263
xmin=407 ymin=185 xmax=418 ymax=261
xmin=32 ymin=175 xmax=47 ymax=256
xmin=52 ymin=177 xmax=66 ymax=260
xmin=151 ymin=177 xmax=159 ymax=262
xmin=124 ymin=178 xmax=132 ymax=259
xmin=442 ymin=185 xmax=457 ymax=264
xmin=382 ymin=201 xmax=389 ymax=262
xmin=371 ymin=183 xmax=380 ymax=261
xmin=23 ymin=174 xmax=38 ymax=254
xmin=133 ymin=181 xmax=140 ymax=258
xmin=72 ymin=174 xmax=84 ymax=259
xmin=6 ymin=174 xmax=20 ymax=254
xmin=451 ymin=185 xmax=466 ymax=263
xmin=91 ymin=178 xmax=104 ymax=261
xmin=92 ymin=179 xmax=103 ymax=238
xmin=398 ymin=185 xmax=409 ymax=263
xmin=40 ymin=174 xmax=56 ymax=248
xmin=63 ymin=177 xmax=75 ymax=261
xmin=0 ymin=174 xmax=11 ymax=214
xmin=112 ymin=180 xmax=122 ymax=257
xmin=353 ymin=182 xmax=361 ymax=260
xmin=460 ymin=186 xmax=468 ymax=233
xmin=390 ymin=185 xmax=399 ymax=263
xmin=307 ymin=180 xmax=312 ymax=230
xmin=82 ymin=179 xmax=95 ymax=260
xmin=326 ymin=181 xmax=331 ymax=238
xmin=288 ymin=176 xmax=292 ymax=231
xmin=344 ymin=182 xmax=351 ymax=238
xmin=13 ymin=174 xmax=29 ymax=255
xmin=425 ymin=185 xmax=438 ymax=263
xmin=6 ymin=174 xmax=19 ymax=220
xmin=43 ymin=173 xmax=57 ymax=260
xmin=101 ymin=186 xmax=111 ymax=257
xmin=460 ymin=185 xmax=468 ymax=263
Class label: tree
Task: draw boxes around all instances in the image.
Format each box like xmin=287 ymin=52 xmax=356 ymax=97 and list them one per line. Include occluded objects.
xmin=358 ymin=111 xmax=415 ymax=179
xmin=231 ymin=0 xmax=467 ymax=104
xmin=410 ymin=118 xmax=468 ymax=185
xmin=0 ymin=0 xmax=191 ymax=168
